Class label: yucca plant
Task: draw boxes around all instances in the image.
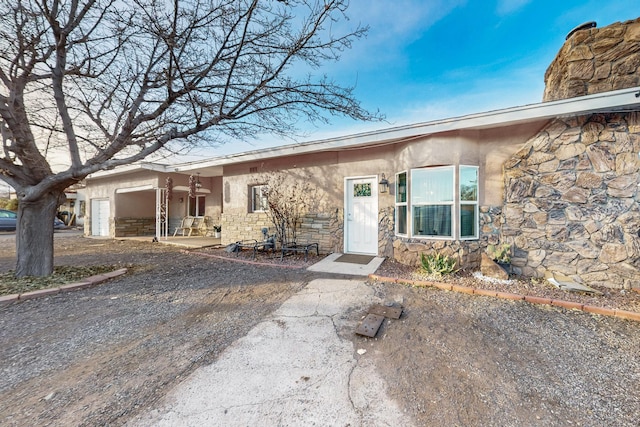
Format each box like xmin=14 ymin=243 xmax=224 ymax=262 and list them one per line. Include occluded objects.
xmin=419 ymin=252 xmax=458 ymax=277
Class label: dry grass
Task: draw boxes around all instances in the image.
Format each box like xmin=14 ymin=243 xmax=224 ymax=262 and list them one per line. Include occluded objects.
xmin=0 ymin=265 xmax=120 ymax=296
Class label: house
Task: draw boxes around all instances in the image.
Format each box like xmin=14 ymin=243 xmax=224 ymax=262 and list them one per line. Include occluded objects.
xmin=57 ymin=184 xmax=87 ymax=227
xmin=85 ymin=17 xmax=640 ymax=289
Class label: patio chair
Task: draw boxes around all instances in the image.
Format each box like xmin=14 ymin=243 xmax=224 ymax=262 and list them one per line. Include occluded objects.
xmin=190 ymin=217 xmax=203 ymax=236
xmin=173 ymin=216 xmax=195 ymax=236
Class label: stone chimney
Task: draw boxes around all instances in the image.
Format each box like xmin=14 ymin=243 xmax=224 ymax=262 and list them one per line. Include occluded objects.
xmin=543 ymin=17 xmax=640 ymax=102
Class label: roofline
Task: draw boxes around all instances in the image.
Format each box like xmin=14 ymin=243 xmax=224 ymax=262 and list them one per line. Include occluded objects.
xmin=88 ymin=162 xmax=167 ymax=180
xmin=173 ymin=86 xmax=640 ymax=171
xmin=92 ymin=86 xmax=640 ymax=178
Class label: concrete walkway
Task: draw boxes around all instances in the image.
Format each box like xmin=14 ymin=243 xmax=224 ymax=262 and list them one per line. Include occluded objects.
xmin=129 ymin=278 xmax=410 ymax=426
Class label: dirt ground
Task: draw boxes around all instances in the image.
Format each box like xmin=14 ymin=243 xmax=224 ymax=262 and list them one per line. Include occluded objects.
xmin=1 ymin=234 xmax=639 ymax=426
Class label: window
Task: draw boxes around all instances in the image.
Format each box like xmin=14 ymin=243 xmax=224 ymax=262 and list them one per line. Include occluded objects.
xmin=406 ymin=165 xmax=479 ymax=240
xmin=251 ymin=185 xmax=268 ymax=212
xmin=353 ymin=183 xmax=372 ymax=197
xmin=395 ymin=171 xmax=407 ymax=235
xmin=188 ymin=195 xmax=206 ymax=217
xmin=411 ymin=166 xmax=454 ymax=238
xmin=459 ymin=166 xmax=478 ymax=239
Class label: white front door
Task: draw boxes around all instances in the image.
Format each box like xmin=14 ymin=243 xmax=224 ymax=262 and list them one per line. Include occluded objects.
xmin=91 ymin=199 xmax=110 ymax=236
xmin=345 ymin=177 xmax=378 ymax=255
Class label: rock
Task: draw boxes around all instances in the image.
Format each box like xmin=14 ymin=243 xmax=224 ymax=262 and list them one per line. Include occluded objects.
xmin=561 ymin=187 xmax=590 ymax=203
xmin=555 ymin=143 xmax=586 ymax=160
xmin=575 ymin=172 xmax=603 ymax=189
xmin=546 ymin=274 xmax=604 ymax=295
xmin=599 ymin=243 xmax=628 ymax=263
xmin=586 ymin=144 xmax=616 ymax=172
xmin=480 ymin=253 xmax=509 ymax=281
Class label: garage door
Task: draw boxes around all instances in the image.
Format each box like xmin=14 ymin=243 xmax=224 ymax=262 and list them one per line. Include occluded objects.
xmin=91 ymin=199 xmax=110 ymax=236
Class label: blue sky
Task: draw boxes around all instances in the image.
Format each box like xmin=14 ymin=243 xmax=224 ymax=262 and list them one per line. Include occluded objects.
xmin=181 ymin=0 xmax=638 ymax=159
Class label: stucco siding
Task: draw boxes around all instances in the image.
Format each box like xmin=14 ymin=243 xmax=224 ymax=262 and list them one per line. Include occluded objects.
xmin=217 ymin=122 xmax=544 ymax=261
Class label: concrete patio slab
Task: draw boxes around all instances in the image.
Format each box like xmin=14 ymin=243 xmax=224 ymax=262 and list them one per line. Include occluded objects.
xmin=307 ymin=252 xmax=385 ymax=276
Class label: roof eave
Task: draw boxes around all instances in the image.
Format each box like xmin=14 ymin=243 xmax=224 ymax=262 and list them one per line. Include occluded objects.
xmin=174 ymin=86 xmax=640 ymax=170
xmin=94 ymin=86 xmax=640 ymax=176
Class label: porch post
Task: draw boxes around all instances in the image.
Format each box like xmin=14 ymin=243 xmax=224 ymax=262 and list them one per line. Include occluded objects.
xmin=156 ymin=188 xmax=168 ymax=240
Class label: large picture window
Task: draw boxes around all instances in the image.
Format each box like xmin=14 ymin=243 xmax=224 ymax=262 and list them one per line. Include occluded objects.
xmin=411 ymin=166 xmax=454 ymax=238
xmin=405 ymin=165 xmax=479 ymax=240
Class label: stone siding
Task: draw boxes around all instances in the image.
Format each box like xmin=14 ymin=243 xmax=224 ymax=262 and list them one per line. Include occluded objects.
xmin=221 ymin=209 xmax=271 ymax=244
xmin=114 ymin=217 xmax=155 ymax=237
xmin=544 ymin=17 xmax=640 ymax=101
xmin=222 ymin=208 xmax=344 ymax=253
xmin=297 ymin=211 xmax=343 ymax=253
xmin=390 ymin=205 xmax=501 ymax=271
xmin=502 ymin=113 xmax=640 ymax=289
xmin=378 ymin=207 xmax=395 ymax=258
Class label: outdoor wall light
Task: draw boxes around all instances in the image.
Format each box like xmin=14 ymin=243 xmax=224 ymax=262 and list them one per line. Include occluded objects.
xmin=379 ymin=173 xmax=389 ymax=193
xmin=195 ymin=172 xmax=203 ymax=189
xmin=179 ymin=197 xmax=184 ymax=203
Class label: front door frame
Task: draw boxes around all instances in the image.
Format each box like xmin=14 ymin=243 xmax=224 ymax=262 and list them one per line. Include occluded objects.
xmin=344 ymin=175 xmax=379 ymax=255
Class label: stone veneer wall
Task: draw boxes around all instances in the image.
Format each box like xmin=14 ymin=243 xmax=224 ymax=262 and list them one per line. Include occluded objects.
xmin=221 ymin=209 xmax=343 ymax=252
xmin=502 ymin=113 xmax=640 ymax=289
xmin=543 ymin=17 xmax=640 ymax=102
xmin=390 ymin=205 xmax=502 ymax=270
xmin=114 ymin=217 xmax=155 ymax=237
xmin=296 ymin=212 xmax=343 ymax=253
xmin=221 ymin=210 xmax=271 ymax=244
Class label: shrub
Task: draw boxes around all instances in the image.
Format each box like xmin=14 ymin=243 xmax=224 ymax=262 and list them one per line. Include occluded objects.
xmin=0 ymin=198 xmax=18 ymax=211
xmin=419 ymin=252 xmax=458 ymax=277
xmin=487 ymin=243 xmax=511 ymax=264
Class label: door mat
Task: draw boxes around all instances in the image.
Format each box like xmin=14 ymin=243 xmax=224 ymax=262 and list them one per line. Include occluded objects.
xmin=334 ymin=254 xmax=375 ymax=265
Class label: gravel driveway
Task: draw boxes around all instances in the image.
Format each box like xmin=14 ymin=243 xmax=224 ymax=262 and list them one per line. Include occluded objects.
xmin=1 ymin=234 xmax=639 ymax=426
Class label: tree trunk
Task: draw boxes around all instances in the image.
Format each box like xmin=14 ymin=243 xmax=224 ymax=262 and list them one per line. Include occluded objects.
xmin=15 ymin=192 xmax=60 ymax=277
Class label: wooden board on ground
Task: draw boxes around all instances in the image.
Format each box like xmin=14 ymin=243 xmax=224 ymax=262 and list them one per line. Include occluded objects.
xmin=355 ymin=314 xmax=385 ymax=337
xmin=368 ymin=304 xmax=402 ymax=319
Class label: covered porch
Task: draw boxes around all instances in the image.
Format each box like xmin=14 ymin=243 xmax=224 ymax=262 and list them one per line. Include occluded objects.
xmin=110 ymin=169 xmax=223 ymax=240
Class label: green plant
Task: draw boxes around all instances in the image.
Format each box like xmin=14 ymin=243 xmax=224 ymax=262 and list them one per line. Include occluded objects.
xmin=213 ymin=225 xmax=222 ymax=232
xmin=487 ymin=243 xmax=511 ymax=264
xmin=419 ymin=252 xmax=458 ymax=277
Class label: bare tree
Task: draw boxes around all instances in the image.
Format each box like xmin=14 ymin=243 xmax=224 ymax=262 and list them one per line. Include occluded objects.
xmin=260 ymin=169 xmax=322 ymax=247
xmin=0 ymin=0 xmax=381 ymax=276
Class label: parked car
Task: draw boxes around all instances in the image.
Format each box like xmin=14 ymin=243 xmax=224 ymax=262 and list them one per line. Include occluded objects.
xmin=54 ymin=216 xmax=66 ymax=230
xmin=0 ymin=209 xmax=68 ymax=231
xmin=0 ymin=209 xmax=17 ymax=231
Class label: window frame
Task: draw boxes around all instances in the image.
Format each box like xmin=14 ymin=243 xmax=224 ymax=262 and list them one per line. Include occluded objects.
xmin=395 ymin=171 xmax=408 ymax=236
xmin=400 ymin=165 xmax=479 ymax=241
xmin=188 ymin=195 xmax=206 ymax=217
xmin=410 ymin=166 xmax=455 ymax=239
xmin=250 ymin=184 xmax=268 ymax=213
xmin=459 ymin=165 xmax=479 ymax=240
